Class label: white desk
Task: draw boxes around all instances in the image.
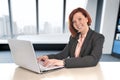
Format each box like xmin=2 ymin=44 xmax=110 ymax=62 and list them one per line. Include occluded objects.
xmin=0 ymin=62 xmax=120 ymax=80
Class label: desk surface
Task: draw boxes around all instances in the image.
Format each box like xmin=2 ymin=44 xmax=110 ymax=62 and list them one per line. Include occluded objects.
xmin=0 ymin=62 xmax=120 ymax=80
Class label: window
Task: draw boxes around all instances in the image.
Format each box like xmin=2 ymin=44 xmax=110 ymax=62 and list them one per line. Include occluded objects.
xmin=0 ymin=0 xmax=10 ymax=39
xmin=0 ymin=0 xmax=89 ymax=44
xmin=11 ymin=0 xmax=36 ymax=36
xmin=112 ymin=7 xmax=120 ymax=58
xmin=38 ymin=0 xmax=63 ymax=34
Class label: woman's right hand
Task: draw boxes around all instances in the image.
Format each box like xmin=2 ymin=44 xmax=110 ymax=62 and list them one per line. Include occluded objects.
xmin=37 ymin=56 xmax=48 ymax=62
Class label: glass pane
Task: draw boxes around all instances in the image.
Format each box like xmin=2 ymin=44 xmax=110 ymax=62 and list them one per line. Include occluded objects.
xmin=11 ymin=0 xmax=36 ymax=36
xmin=113 ymin=39 xmax=120 ymax=54
xmin=39 ymin=0 xmax=63 ymax=34
xmin=65 ymin=0 xmax=88 ymax=33
xmin=0 ymin=0 xmax=10 ymax=39
xmin=112 ymin=12 xmax=120 ymax=57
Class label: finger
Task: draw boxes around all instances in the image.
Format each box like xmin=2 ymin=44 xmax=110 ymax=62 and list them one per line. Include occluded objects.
xmin=43 ymin=60 xmax=49 ymax=67
xmin=37 ymin=57 xmax=40 ymax=62
xmin=52 ymin=61 xmax=58 ymax=66
xmin=37 ymin=57 xmax=44 ymax=63
xmin=42 ymin=57 xmax=47 ymax=61
xmin=43 ymin=60 xmax=54 ymax=67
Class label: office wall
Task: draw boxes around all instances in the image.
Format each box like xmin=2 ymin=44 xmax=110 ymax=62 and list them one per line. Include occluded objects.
xmin=86 ymin=0 xmax=120 ymax=54
xmin=86 ymin=0 xmax=98 ymax=30
xmin=100 ymin=0 xmax=120 ymax=54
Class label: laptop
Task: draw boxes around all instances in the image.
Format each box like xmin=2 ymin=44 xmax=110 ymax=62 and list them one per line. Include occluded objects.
xmin=8 ymin=39 xmax=63 ymax=73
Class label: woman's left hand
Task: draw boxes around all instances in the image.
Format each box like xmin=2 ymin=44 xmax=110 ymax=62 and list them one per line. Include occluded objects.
xmin=43 ymin=59 xmax=64 ymax=67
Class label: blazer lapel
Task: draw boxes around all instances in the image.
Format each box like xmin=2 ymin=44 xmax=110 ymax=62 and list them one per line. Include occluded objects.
xmin=70 ymin=34 xmax=79 ymax=57
xmin=80 ymin=29 xmax=93 ymax=56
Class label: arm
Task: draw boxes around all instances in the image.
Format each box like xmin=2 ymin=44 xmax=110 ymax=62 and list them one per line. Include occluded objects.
xmin=64 ymin=35 xmax=105 ymax=68
xmin=37 ymin=36 xmax=72 ymax=67
xmin=48 ymin=44 xmax=69 ymax=60
xmin=47 ymin=36 xmax=73 ymax=60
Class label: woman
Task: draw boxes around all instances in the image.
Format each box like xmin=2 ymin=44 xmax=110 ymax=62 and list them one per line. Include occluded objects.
xmin=37 ymin=7 xmax=105 ymax=68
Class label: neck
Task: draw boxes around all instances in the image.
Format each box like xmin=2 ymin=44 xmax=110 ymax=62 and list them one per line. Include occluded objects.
xmin=81 ymin=26 xmax=89 ymax=37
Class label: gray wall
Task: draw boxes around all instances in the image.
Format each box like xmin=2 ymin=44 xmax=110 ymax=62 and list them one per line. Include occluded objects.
xmin=100 ymin=0 xmax=120 ymax=54
xmin=86 ymin=0 xmax=98 ymax=30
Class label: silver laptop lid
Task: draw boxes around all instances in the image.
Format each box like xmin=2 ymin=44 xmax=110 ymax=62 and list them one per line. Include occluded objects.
xmin=8 ymin=39 xmax=41 ymax=73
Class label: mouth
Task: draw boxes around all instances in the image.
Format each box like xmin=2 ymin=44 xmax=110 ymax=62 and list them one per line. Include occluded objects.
xmin=77 ymin=26 xmax=82 ymax=30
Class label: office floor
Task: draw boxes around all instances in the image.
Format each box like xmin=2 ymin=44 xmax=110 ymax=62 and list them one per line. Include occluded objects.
xmin=0 ymin=51 xmax=120 ymax=63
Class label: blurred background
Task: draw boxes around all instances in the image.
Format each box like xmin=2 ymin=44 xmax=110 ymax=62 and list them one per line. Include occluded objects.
xmin=0 ymin=0 xmax=120 ymax=62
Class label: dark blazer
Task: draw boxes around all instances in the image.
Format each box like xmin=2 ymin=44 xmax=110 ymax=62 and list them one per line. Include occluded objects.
xmin=48 ymin=28 xmax=105 ymax=68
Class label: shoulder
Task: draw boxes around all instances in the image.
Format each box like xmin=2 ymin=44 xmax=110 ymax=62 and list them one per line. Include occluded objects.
xmin=67 ymin=35 xmax=78 ymax=45
xmin=69 ymin=34 xmax=77 ymax=40
xmin=93 ymin=31 xmax=104 ymax=37
xmin=90 ymin=29 xmax=105 ymax=39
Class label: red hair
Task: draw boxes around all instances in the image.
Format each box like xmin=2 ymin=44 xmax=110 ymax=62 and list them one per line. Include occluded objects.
xmin=69 ymin=7 xmax=92 ymax=37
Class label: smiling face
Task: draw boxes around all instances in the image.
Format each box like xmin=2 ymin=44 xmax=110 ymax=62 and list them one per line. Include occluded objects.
xmin=72 ymin=12 xmax=89 ymax=34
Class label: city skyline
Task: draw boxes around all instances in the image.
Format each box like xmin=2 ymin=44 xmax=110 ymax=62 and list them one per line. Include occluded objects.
xmin=0 ymin=15 xmax=69 ymax=39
